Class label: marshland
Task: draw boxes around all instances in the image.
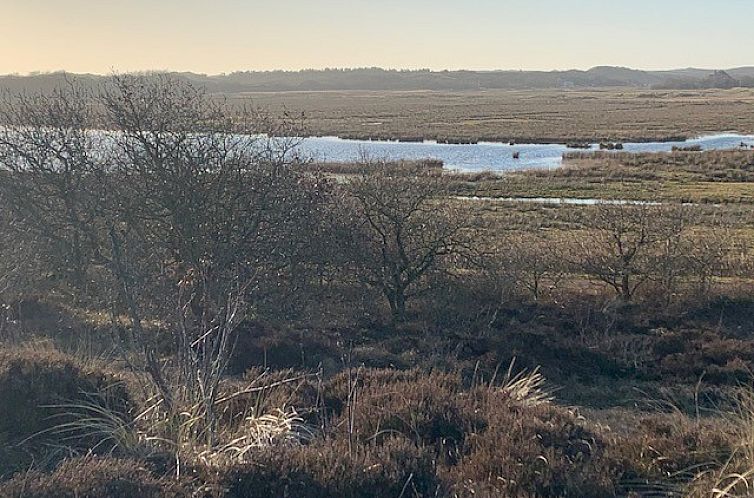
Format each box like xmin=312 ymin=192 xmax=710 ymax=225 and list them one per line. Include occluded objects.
xmin=238 ymin=87 xmax=754 ymax=145
xmin=2 ymin=72 xmax=754 ymax=498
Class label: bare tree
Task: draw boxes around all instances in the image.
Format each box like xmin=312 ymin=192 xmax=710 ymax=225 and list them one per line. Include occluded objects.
xmin=683 ymin=223 xmax=733 ymax=298
xmin=96 ymin=74 xmax=328 ymax=446
xmin=0 ymin=209 xmax=44 ymax=340
xmin=578 ymin=203 xmax=688 ymax=302
xmin=0 ymin=74 xmax=331 ymax=452
xmin=0 ymin=83 xmax=104 ymax=290
xmin=341 ymin=161 xmax=474 ymax=321
xmin=506 ymin=233 xmax=567 ymax=302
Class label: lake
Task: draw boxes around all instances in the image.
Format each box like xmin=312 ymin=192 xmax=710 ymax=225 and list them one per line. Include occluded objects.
xmin=293 ymin=133 xmax=754 ymax=172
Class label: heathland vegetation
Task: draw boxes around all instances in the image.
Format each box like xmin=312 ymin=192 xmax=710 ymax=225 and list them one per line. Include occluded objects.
xmin=3 ymin=75 xmax=754 ymax=497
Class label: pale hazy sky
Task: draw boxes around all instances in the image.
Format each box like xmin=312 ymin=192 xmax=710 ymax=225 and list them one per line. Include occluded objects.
xmin=2 ymin=0 xmax=753 ymax=74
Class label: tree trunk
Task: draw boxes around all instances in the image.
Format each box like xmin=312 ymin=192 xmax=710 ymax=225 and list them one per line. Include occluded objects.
xmin=621 ymin=272 xmax=631 ymax=302
xmin=394 ymin=290 xmax=406 ymax=322
xmin=386 ymin=287 xmax=407 ymax=322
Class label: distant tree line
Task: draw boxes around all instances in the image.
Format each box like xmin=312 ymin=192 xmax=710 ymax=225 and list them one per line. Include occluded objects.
xmin=4 ymin=67 xmax=754 ymax=94
xmin=654 ymin=70 xmax=754 ymax=89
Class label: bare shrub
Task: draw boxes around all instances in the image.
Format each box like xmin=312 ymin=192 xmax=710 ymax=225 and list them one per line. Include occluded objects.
xmin=94 ymin=74 xmax=334 ymax=458
xmin=305 ymin=158 xmax=443 ymax=176
xmin=0 ymin=83 xmax=104 ymax=291
xmin=0 ymin=212 xmax=46 ymax=340
xmin=578 ymin=203 xmax=689 ymax=302
xmin=0 ymin=75 xmax=334 ymax=464
xmin=340 ymin=161 xmax=476 ymax=321
xmin=505 ymin=233 xmax=569 ymax=302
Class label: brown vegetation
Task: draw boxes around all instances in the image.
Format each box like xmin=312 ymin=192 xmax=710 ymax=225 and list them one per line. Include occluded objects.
xmin=0 ymin=346 xmax=132 ymax=478
xmin=457 ymin=149 xmax=754 ymax=204
xmin=238 ymin=88 xmax=754 ymax=144
xmin=0 ymin=456 xmax=189 ymax=498
xmin=2 ymin=76 xmax=754 ymax=498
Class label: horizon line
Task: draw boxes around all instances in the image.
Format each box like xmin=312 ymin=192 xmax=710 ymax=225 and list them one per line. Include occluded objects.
xmin=3 ymin=65 xmax=754 ymax=78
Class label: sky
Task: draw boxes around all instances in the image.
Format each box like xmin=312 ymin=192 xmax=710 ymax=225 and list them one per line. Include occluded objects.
xmin=2 ymin=0 xmax=753 ymax=75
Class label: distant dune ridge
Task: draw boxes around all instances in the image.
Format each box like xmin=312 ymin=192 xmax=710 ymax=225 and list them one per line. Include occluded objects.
xmin=2 ymin=66 xmax=754 ymax=93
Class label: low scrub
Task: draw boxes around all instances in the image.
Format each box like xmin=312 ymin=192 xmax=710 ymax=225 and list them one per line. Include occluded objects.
xmin=323 ymin=368 xmax=620 ymax=497
xmin=0 ymin=456 xmax=188 ymax=498
xmin=0 ymin=346 xmax=132 ymax=478
xmin=208 ymin=438 xmax=438 ymax=498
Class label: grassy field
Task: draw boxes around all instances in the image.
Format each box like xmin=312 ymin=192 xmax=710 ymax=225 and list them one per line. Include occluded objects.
xmin=234 ymin=87 xmax=754 ymax=143
xmin=437 ymin=149 xmax=754 ymax=204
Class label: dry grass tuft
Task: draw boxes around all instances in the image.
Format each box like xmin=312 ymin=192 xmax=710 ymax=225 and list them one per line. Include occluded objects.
xmin=498 ymin=360 xmax=554 ymax=407
xmin=198 ymin=407 xmax=314 ymax=466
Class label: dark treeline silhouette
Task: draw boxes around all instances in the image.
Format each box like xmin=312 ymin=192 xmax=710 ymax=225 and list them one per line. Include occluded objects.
xmin=4 ymin=66 xmax=754 ymax=93
xmin=654 ymin=70 xmax=754 ymax=89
